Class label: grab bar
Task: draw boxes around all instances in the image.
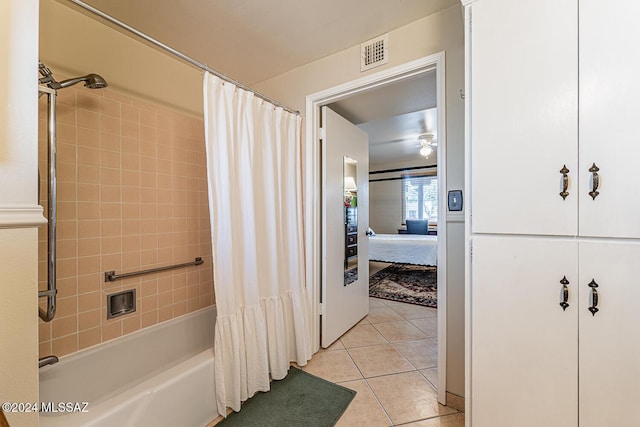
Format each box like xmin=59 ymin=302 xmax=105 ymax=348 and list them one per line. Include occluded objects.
xmin=38 ymin=85 xmax=58 ymax=322
xmin=105 ymin=257 xmax=204 ymax=282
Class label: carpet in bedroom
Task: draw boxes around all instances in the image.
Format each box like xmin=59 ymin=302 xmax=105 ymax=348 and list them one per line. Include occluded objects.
xmin=369 ymin=263 xmax=437 ymax=307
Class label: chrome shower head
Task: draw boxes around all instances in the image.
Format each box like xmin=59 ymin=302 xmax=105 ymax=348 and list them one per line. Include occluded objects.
xmin=38 ymin=62 xmax=108 ymax=90
xmin=50 ymin=73 xmax=109 ymax=90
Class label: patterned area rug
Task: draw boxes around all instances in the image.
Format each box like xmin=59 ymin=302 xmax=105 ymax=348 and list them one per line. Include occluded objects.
xmin=344 ymin=267 xmax=358 ymax=285
xmin=369 ymin=263 xmax=437 ymax=307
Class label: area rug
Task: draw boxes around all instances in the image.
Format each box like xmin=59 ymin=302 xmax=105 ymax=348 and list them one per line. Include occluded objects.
xmin=344 ymin=266 xmax=358 ymax=285
xmin=217 ymin=367 xmax=356 ymax=427
xmin=369 ymin=263 xmax=437 ymax=307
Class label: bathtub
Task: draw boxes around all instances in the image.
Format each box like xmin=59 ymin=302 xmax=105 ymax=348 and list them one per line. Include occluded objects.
xmin=39 ymin=306 xmax=218 ymax=427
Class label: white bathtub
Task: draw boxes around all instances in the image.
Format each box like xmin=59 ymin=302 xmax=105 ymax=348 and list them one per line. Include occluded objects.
xmin=39 ymin=306 xmax=218 ymax=427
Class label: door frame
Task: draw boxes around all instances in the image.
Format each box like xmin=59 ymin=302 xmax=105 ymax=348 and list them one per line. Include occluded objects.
xmin=304 ymin=52 xmax=448 ymax=403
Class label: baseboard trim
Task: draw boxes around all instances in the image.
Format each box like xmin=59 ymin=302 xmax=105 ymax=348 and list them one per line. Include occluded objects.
xmin=446 ymin=391 xmax=465 ymax=412
xmin=0 ymin=205 xmax=47 ymax=229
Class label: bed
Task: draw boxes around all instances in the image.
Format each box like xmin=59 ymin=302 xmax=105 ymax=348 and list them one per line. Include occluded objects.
xmin=368 ymin=234 xmax=437 ymax=266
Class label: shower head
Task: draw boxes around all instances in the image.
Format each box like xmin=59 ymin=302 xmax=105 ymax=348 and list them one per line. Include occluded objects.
xmin=50 ymin=74 xmax=108 ymax=90
xmin=38 ymin=62 xmax=108 ymax=90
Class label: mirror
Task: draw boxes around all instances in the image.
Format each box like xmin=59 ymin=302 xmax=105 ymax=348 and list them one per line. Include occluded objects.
xmin=344 ymin=156 xmax=358 ymax=285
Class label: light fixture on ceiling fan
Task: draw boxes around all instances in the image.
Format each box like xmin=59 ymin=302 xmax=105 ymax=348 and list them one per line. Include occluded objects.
xmin=418 ymin=133 xmax=436 ymax=158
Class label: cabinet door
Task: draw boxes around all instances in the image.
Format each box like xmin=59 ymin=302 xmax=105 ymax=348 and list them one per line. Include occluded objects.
xmin=579 ymin=241 xmax=640 ymax=426
xmin=471 ymin=236 xmax=578 ymax=427
xmin=470 ymin=0 xmax=578 ymax=236
xmin=579 ymin=1 xmax=640 ymax=238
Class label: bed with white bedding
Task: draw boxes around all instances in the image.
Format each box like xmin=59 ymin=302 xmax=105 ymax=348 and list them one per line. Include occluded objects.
xmin=368 ymin=234 xmax=437 ymax=266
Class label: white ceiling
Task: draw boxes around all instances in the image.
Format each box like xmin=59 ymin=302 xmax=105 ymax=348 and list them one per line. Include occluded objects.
xmin=329 ymin=70 xmax=437 ymax=165
xmin=78 ymin=0 xmax=458 ymax=85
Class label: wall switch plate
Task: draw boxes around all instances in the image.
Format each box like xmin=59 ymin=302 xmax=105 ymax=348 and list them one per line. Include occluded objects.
xmin=448 ymin=190 xmax=463 ymax=211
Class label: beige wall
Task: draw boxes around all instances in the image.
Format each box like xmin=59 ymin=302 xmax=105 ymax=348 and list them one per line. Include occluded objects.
xmin=1 ymin=1 xmax=42 ymax=426
xmin=370 ymin=159 xmax=437 ymax=234
xmin=254 ymin=5 xmax=466 ymax=397
xmin=39 ymin=0 xmax=203 ymax=117
xmin=37 ymin=86 xmax=215 ymax=358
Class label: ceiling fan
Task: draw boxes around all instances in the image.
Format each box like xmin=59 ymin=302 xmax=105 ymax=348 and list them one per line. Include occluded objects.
xmin=416 ymin=133 xmax=437 ymax=158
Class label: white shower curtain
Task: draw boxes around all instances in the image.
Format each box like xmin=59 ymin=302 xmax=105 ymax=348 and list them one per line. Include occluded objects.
xmin=203 ymin=72 xmax=312 ymax=416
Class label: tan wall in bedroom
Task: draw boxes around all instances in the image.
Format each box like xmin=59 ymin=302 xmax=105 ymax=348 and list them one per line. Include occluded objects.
xmin=37 ymin=84 xmax=215 ymax=358
xmin=254 ymin=5 xmax=466 ymax=397
xmin=369 ymin=159 xmax=437 ymax=235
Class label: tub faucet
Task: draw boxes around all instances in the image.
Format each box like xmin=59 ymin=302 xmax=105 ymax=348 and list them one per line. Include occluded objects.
xmin=39 ymin=355 xmax=58 ymax=368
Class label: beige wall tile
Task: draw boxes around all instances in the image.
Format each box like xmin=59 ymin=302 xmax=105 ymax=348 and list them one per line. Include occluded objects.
xmin=78 ymin=327 xmax=102 ymax=350
xmin=52 ymin=334 xmax=78 ymax=357
xmin=102 ymin=320 xmax=122 ymax=342
xmin=77 ymin=128 xmax=99 ymax=148
xmin=38 ymin=90 xmax=213 ymax=358
xmin=52 ymin=315 xmax=78 ymax=339
xmin=78 ymin=309 xmax=100 ymax=331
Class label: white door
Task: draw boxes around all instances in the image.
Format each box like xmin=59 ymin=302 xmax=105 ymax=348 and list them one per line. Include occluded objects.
xmin=470 ymin=0 xmax=578 ymax=236
xmin=579 ymin=241 xmax=640 ymax=426
xmin=321 ymin=106 xmax=369 ymax=347
xmin=471 ymin=235 xmax=578 ymax=427
xmin=579 ymin=0 xmax=640 ymax=238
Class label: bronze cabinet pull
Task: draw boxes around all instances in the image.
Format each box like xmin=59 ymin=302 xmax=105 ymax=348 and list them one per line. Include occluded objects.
xmin=560 ymin=165 xmax=570 ymax=200
xmin=589 ymin=163 xmax=600 ymax=200
xmin=559 ymin=276 xmax=570 ymax=311
xmin=588 ymin=279 xmax=599 ymax=316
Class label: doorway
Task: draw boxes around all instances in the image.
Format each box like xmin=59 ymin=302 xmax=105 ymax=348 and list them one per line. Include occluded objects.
xmin=305 ymin=52 xmax=448 ymax=403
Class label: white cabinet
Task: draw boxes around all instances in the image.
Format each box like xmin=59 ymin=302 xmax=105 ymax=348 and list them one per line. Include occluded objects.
xmin=579 ymin=242 xmax=640 ymax=426
xmin=578 ymin=1 xmax=640 ymax=239
xmin=465 ymin=0 xmax=640 ymax=425
xmin=471 ymin=236 xmax=578 ymax=427
xmin=470 ymin=0 xmax=578 ymax=236
xmin=471 ymin=237 xmax=640 ymax=426
xmin=470 ymin=0 xmax=640 ymax=239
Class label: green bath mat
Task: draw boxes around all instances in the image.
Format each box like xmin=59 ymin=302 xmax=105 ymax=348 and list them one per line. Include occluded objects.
xmin=217 ymin=366 xmax=356 ymax=427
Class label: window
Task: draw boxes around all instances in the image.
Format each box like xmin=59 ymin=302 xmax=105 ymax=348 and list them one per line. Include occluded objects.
xmin=402 ymin=174 xmax=438 ymax=222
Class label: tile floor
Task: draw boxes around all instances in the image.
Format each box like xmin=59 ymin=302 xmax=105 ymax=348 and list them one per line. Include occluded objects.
xmin=302 ymin=296 xmax=464 ymax=427
xmin=209 ymin=261 xmax=464 ymax=426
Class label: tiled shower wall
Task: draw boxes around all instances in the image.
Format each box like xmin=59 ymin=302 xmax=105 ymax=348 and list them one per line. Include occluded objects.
xmin=38 ymin=86 xmax=215 ymax=357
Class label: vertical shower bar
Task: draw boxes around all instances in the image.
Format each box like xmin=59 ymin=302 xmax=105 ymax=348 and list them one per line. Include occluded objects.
xmin=38 ymin=88 xmax=57 ymax=322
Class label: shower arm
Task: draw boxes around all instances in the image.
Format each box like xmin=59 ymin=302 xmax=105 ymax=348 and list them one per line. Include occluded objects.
xmin=38 ymin=85 xmax=57 ymax=322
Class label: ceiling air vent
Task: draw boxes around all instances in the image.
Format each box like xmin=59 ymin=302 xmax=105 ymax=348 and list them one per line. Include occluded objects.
xmin=361 ymin=34 xmax=388 ymax=72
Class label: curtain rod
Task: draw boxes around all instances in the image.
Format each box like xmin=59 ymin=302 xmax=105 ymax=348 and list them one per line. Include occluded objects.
xmin=67 ymin=0 xmax=300 ymax=115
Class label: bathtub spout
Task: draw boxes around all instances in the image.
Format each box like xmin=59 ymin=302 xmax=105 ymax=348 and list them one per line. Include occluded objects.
xmin=39 ymin=355 xmax=58 ymax=368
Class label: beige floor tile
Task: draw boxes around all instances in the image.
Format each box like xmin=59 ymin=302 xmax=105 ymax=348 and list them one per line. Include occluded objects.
xmin=402 ymin=413 xmax=465 ymax=427
xmin=323 ymin=339 xmax=345 ymax=351
xmin=409 ymin=316 xmax=438 ymax=338
xmin=392 ymin=339 xmax=438 ymax=369
xmin=369 ymin=298 xmax=388 ymax=308
xmin=367 ymin=372 xmax=457 ymax=425
xmin=347 ymin=344 xmax=415 ymax=378
xmin=389 ymin=303 xmax=438 ymax=320
xmin=366 ymin=306 xmax=404 ymax=324
xmin=357 ymin=316 xmax=371 ymax=325
xmin=336 ymin=379 xmax=392 ymax=427
xmin=378 ymin=299 xmax=407 ymax=308
xmin=302 ymin=349 xmax=362 ymax=383
xmin=340 ymin=324 xmax=388 ymax=348
xmin=420 ymin=367 xmax=438 ymax=389
xmin=373 ymin=320 xmax=428 ymax=343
